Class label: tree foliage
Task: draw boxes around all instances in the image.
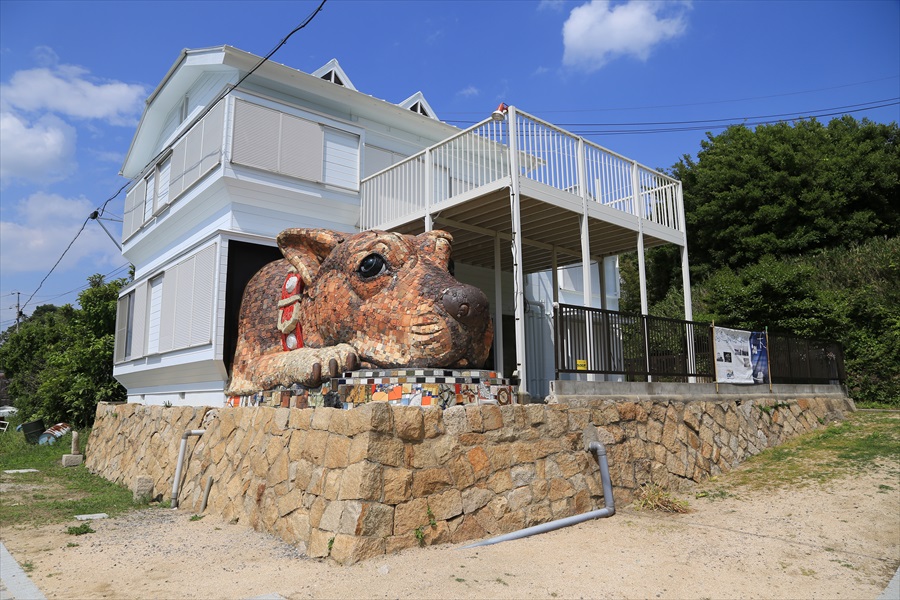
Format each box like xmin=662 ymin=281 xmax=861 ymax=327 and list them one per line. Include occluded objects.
xmin=643 ymin=115 xmax=900 ymax=405
xmin=671 ymin=116 xmax=899 ymax=280
xmin=0 ymin=275 xmax=127 ymax=427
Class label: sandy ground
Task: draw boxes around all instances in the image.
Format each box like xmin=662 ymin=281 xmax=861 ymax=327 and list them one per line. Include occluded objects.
xmin=2 ymin=462 xmax=898 ymax=600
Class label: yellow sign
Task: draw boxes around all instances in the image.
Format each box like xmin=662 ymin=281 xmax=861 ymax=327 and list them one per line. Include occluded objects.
xmin=576 ymin=359 xmax=587 ymax=371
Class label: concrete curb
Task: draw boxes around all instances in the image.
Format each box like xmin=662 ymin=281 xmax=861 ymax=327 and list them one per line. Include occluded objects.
xmin=0 ymin=542 xmax=46 ymax=600
xmin=877 ymin=565 xmax=900 ymax=600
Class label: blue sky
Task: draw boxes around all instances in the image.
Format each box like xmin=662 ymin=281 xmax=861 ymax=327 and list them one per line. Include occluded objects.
xmin=1 ymin=0 xmax=898 ymax=331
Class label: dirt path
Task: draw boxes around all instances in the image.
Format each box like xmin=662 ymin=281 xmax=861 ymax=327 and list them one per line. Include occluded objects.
xmin=2 ymin=462 xmax=898 ymax=600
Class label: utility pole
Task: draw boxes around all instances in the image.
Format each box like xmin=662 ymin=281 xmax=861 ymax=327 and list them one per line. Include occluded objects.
xmin=14 ymin=292 xmax=22 ymax=332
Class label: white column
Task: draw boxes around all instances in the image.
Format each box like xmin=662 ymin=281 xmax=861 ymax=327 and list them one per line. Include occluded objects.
xmin=577 ymin=138 xmax=596 ymax=381
xmin=424 ymin=148 xmax=433 ymax=231
xmin=494 ymin=233 xmax=504 ymax=374
xmin=632 ymin=162 xmax=649 ymax=316
xmin=507 ymin=107 xmax=528 ymax=397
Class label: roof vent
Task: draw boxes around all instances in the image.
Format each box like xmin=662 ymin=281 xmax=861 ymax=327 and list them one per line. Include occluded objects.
xmin=310 ymin=59 xmax=357 ymax=91
xmin=398 ymin=92 xmax=439 ymax=121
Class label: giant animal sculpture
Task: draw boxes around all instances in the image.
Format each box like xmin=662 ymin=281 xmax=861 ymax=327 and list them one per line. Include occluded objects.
xmin=226 ymin=229 xmax=494 ymax=396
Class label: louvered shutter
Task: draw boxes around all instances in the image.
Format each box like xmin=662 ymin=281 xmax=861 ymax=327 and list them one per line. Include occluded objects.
xmin=130 ymin=281 xmax=148 ymax=359
xmin=200 ymin=102 xmax=224 ymax=176
xmin=280 ymin=115 xmax=323 ymax=181
xmin=323 ymin=128 xmax=359 ymax=189
xmin=169 ymin=140 xmax=186 ymax=201
xmin=232 ymin=100 xmax=280 ymax=171
xmin=114 ymin=293 xmax=130 ymax=363
xmin=146 ymin=276 xmax=164 ymax=354
xmin=190 ymin=244 xmax=216 ymax=346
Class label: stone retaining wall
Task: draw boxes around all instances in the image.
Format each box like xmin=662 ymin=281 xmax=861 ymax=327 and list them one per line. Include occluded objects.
xmin=85 ymin=393 xmax=853 ymax=564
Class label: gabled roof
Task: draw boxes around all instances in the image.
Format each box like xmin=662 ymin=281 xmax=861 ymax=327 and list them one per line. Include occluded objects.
xmin=398 ymin=91 xmax=439 ymax=121
xmin=310 ymin=59 xmax=357 ymax=91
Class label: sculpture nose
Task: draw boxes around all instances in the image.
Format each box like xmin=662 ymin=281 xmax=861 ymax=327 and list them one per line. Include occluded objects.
xmin=442 ymin=284 xmax=489 ymax=327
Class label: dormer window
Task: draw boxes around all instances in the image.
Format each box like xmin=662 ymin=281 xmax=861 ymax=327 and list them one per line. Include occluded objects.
xmin=180 ymin=95 xmax=190 ymax=123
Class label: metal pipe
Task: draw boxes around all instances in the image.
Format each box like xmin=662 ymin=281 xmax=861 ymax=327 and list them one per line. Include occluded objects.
xmin=200 ymin=475 xmax=214 ymax=513
xmin=462 ymin=439 xmax=614 ymax=549
xmin=171 ymin=429 xmax=205 ymax=509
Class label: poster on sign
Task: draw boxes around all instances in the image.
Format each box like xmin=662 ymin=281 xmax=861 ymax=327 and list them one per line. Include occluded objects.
xmin=714 ymin=327 xmax=769 ymax=384
xmin=749 ymin=331 xmax=769 ymax=384
xmin=714 ymin=327 xmax=753 ymax=383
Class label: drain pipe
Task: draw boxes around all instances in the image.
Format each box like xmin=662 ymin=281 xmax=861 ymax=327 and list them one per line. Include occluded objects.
xmin=462 ymin=428 xmax=615 ymax=549
xmin=171 ymin=429 xmax=205 ymax=509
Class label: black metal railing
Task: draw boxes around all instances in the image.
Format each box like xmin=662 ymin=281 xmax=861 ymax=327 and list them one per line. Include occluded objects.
xmin=768 ymin=334 xmax=845 ymax=385
xmin=553 ymin=303 xmax=844 ymax=386
xmin=554 ymin=304 xmax=714 ymax=382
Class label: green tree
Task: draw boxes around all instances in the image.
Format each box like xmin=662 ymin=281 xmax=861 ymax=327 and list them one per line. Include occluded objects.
xmin=0 ymin=305 xmax=75 ymax=420
xmin=670 ymin=116 xmax=899 ymax=279
xmin=0 ymin=275 xmax=127 ymax=426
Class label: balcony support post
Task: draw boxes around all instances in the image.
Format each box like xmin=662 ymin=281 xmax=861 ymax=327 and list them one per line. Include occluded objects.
xmin=494 ymin=232 xmax=504 ymax=375
xmin=507 ymin=106 xmax=528 ymax=398
xmin=577 ymin=138 xmax=596 ymax=380
xmin=424 ymin=148 xmax=433 ymax=231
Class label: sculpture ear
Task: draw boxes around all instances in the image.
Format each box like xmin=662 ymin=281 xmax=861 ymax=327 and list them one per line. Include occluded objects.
xmin=417 ymin=230 xmax=453 ymax=268
xmin=276 ymin=229 xmax=345 ymax=286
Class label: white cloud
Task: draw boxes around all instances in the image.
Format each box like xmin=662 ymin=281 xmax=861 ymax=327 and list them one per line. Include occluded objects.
xmin=1 ymin=63 xmax=145 ymax=125
xmin=456 ymin=85 xmax=480 ymax=98
xmin=562 ymin=0 xmax=690 ymax=72
xmin=0 ymin=192 xmax=122 ymax=275
xmin=0 ymin=110 xmax=77 ymax=186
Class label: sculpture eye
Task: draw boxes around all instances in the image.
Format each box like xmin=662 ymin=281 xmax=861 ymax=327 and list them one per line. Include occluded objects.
xmin=358 ymin=253 xmax=387 ymax=279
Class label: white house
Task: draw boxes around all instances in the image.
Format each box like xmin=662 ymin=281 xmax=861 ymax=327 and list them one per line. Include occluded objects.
xmin=114 ymin=46 xmax=691 ymax=406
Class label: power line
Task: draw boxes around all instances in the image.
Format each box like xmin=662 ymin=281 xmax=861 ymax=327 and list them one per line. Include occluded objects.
xmin=569 ymin=101 xmax=900 ymax=136
xmin=21 ymin=217 xmax=89 ymax=312
xmin=553 ymin=98 xmax=899 ymax=128
xmin=19 ymin=0 xmax=329 ymax=313
xmin=441 ymin=75 xmax=900 ymax=116
xmin=120 ymin=0 xmax=329 ymax=222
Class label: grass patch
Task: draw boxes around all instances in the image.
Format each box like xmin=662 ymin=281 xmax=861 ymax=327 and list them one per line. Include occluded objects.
xmin=66 ymin=523 xmax=95 ymax=536
xmin=0 ymin=427 xmax=138 ymax=527
xmin=722 ymin=411 xmax=900 ymax=490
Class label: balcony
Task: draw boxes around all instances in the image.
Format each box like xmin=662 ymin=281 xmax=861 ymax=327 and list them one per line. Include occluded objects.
xmin=361 ymin=107 xmax=687 ymax=274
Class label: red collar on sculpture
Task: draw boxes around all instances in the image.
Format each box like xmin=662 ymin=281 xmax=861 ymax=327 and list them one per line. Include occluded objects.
xmin=277 ymin=270 xmax=304 ymax=352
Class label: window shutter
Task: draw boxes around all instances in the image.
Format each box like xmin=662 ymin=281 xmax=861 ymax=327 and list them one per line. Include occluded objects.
xmin=190 ymin=244 xmax=216 ymax=346
xmin=114 ymin=294 xmax=130 ymax=363
xmin=323 ymin=128 xmax=360 ymax=189
xmin=182 ymin=126 xmax=203 ymax=191
xmin=131 ymin=281 xmax=148 ymax=359
xmin=146 ymin=276 xmax=164 ymax=354
xmin=232 ymin=99 xmax=280 ymax=172
xmin=143 ymin=173 xmax=155 ymax=223
xmin=122 ymin=186 xmax=138 ymax=241
xmin=169 ymin=140 xmax=186 ymax=200
xmin=158 ymin=272 xmax=177 ymax=353
xmin=200 ymin=101 xmax=224 ymax=176
xmin=173 ymin=258 xmax=194 ymax=349
xmin=157 ymin=158 xmax=171 ymax=208
xmin=280 ymin=115 xmax=323 ymax=181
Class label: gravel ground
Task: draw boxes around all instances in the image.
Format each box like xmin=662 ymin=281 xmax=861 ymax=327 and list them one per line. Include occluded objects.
xmin=2 ymin=463 xmax=898 ymax=600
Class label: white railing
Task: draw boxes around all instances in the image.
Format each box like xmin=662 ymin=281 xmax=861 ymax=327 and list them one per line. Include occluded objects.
xmin=360 ymin=108 xmax=683 ymax=234
xmin=361 ymin=118 xmax=508 ymax=229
